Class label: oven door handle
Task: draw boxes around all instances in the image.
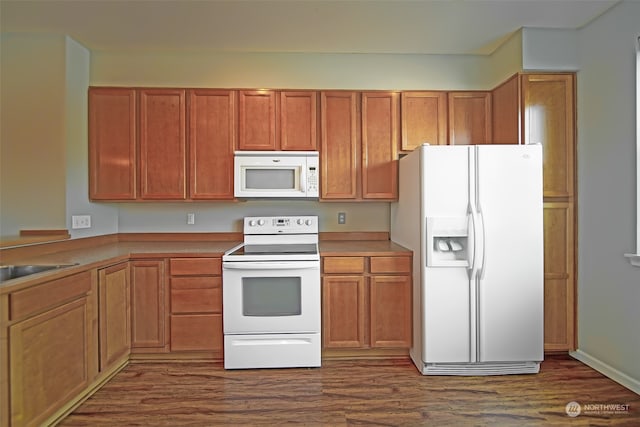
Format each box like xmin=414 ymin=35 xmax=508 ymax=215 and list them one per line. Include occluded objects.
xmin=223 ymin=261 xmax=320 ymax=270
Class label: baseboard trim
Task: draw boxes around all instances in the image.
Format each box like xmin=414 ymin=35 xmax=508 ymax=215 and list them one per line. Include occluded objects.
xmin=570 ymin=349 xmax=640 ymax=395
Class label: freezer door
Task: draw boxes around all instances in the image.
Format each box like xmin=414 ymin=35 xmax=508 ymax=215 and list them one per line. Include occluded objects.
xmin=421 ymin=145 xmax=475 ymax=363
xmin=475 ymin=145 xmax=544 ymax=362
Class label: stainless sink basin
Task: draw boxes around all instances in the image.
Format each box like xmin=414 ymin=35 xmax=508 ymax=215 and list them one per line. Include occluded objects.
xmin=0 ymin=264 xmax=78 ymax=282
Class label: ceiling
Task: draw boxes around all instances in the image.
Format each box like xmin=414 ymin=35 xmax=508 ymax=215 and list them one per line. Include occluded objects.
xmin=0 ymin=0 xmax=620 ymax=55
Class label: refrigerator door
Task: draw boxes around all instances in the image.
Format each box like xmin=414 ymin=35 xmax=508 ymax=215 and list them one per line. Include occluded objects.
xmin=475 ymin=145 xmax=544 ymax=362
xmin=422 ymin=146 xmax=475 ymax=363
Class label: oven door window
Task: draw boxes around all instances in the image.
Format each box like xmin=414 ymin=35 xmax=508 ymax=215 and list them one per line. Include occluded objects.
xmin=242 ymin=277 xmax=301 ymax=316
xmin=244 ymin=167 xmax=298 ymax=190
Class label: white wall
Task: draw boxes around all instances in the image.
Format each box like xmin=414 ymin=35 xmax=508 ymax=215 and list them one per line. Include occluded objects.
xmin=522 ymin=28 xmax=579 ymax=71
xmin=64 ymin=37 xmax=119 ymax=238
xmin=0 ymin=34 xmax=120 ymax=240
xmin=91 ymin=51 xmax=494 ymax=91
xmin=572 ymin=0 xmax=640 ymax=393
xmin=0 ymin=34 xmax=67 ymax=236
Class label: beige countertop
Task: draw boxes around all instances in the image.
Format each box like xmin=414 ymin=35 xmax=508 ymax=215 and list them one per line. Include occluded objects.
xmin=0 ymin=238 xmax=411 ymax=293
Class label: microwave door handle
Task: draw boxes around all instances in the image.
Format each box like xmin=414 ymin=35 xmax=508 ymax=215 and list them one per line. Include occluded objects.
xmin=299 ymin=167 xmax=306 ymax=193
xmin=223 ymin=261 xmax=319 ymax=270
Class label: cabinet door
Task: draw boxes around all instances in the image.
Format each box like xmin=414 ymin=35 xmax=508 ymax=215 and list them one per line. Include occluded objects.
xmin=188 ymin=90 xmax=236 ymax=199
xmin=361 ymin=92 xmax=399 ymax=200
xmin=88 ymin=87 xmax=137 ymax=200
xmin=448 ymin=92 xmax=492 ymax=145
xmin=543 ymin=202 xmax=575 ymax=351
xmin=170 ymin=314 xmax=223 ymax=352
xmin=10 ymin=298 xmax=93 ymax=426
xmin=492 ymin=75 xmax=520 ymax=145
xmin=401 ymin=91 xmax=448 ymax=150
xmin=130 ymin=259 xmax=168 ymax=351
xmin=521 ymin=73 xmax=575 ymax=198
xmin=139 ymin=89 xmax=187 ymax=199
xmin=280 ymin=91 xmax=318 ymax=151
xmin=98 ymin=262 xmax=131 ymax=372
xmin=322 ymin=276 xmax=366 ymax=348
xmin=370 ymin=275 xmax=412 ymax=348
xmin=238 ymin=90 xmax=277 ymax=150
xmin=320 ymin=91 xmax=359 ymax=199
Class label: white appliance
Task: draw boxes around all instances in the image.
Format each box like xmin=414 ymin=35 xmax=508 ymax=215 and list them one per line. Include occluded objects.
xmin=234 ymin=151 xmax=319 ymax=199
xmin=222 ymin=216 xmax=321 ymax=369
xmin=391 ymin=144 xmax=543 ymax=375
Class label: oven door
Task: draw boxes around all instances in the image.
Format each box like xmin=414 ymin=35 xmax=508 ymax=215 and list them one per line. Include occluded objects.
xmin=222 ymin=261 xmax=320 ymax=334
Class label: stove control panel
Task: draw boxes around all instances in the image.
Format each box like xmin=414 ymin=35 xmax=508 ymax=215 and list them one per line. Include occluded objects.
xmin=244 ymin=216 xmax=318 ymax=234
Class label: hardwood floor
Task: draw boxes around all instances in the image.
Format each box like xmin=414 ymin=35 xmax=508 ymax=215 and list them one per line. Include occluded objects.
xmin=61 ymin=355 xmax=639 ymax=426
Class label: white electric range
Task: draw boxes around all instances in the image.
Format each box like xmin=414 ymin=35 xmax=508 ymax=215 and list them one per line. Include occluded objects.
xmin=222 ymin=216 xmax=321 ymax=369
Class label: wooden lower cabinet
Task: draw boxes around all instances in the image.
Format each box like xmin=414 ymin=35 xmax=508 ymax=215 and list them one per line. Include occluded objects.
xmin=370 ymin=275 xmax=411 ymax=348
xmin=98 ymin=262 xmax=131 ymax=372
xmin=322 ymin=255 xmax=412 ymax=352
xmin=130 ymin=259 xmax=168 ymax=352
xmin=5 ymin=271 xmax=97 ymax=427
xmin=169 ymin=257 xmax=223 ymax=355
xmin=170 ymin=314 xmax=222 ymax=351
xmin=322 ymin=276 xmax=366 ymax=348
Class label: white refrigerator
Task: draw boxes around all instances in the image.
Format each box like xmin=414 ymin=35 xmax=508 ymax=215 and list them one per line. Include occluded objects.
xmin=391 ymin=144 xmax=544 ymax=375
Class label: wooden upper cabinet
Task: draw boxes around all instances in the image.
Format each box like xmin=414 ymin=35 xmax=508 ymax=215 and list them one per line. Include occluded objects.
xmin=188 ymin=90 xmax=237 ymax=200
xmin=139 ymin=89 xmax=187 ymax=199
xmin=401 ymin=91 xmax=448 ymax=150
xmin=88 ymin=88 xmax=137 ymax=200
xmin=448 ymin=92 xmax=492 ymax=145
xmin=521 ymin=73 xmax=575 ymax=198
xmin=280 ymin=91 xmax=318 ymax=151
xmin=238 ymin=90 xmax=277 ymax=150
xmin=320 ymin=91 xmax=359 ymax=199
xmin=492 ymin=75 xmax=520 ymax=145
xmin=361 ymin=92 xmax=399 ymax=200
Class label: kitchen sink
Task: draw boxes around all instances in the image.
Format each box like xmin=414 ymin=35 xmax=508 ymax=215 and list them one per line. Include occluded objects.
xmin=0 ymin=264 xmax=78 ymax=282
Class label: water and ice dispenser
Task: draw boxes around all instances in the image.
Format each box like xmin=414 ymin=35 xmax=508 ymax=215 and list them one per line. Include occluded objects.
xmin=426 ymin=217 xmax=470 ymax=267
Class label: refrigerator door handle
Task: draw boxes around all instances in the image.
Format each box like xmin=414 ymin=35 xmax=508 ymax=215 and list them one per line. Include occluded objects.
xmin=477 ymin=208 xmax=487 ymax=280
xmin=468 ymin=206 xmax=481 ymax=280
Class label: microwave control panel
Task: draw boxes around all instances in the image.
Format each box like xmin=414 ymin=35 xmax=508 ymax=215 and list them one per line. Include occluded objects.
xmin=307 ymin=166 xmax=318 ymax=193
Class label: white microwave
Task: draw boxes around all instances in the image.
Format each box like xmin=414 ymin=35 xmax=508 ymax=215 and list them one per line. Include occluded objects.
xmin=234 ymin=151 xmax=319 ymax=199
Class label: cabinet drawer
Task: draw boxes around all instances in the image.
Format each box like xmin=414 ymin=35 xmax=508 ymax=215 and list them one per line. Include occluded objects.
xmin=323 ymin=257 xmax=365 ymax=274
xmin=370 ymin=256 xmax=411 ymax=274
xmin=170 ymin=257 xmax=221 ymax=276
xmin=9 ymin=271 xmax=92 ymax=320
xmin=170 ymin=277 xmax=221 ymax=313
xmin=170 ymin=314 xmax=222 ymax=351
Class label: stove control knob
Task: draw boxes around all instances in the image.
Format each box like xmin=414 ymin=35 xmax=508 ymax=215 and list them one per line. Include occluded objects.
xmin=248 ymin=220 xmax=257 ymax=227
xmin=305 ymin=219 xmax=313 ymax=226
xmin=257 ymin=219 xmax=265 ymax=226
xmin=297 ymin=219 xmax=304 ymax=225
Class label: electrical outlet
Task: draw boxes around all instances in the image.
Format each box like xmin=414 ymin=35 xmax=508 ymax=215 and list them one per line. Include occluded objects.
xmin=338 ymin=212 xmax=346 ymax=224
xmin=187 ymin=213 xmax=195 ymax=225
xmin=71 ymin=215 xmax=91 ymax=229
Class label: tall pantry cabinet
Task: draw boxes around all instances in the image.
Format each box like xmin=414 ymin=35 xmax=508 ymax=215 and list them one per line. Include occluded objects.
xmin=520 ymin=73 xmax=576 ymax=352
